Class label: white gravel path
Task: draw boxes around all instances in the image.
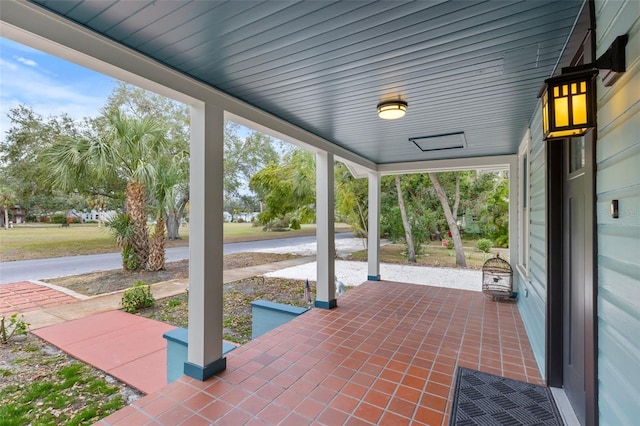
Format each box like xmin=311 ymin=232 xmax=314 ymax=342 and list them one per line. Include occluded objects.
xmin=264 ymin=260 xmax=482 ymax=292
xmin=255 ymin=237 xmax=482 ymax=292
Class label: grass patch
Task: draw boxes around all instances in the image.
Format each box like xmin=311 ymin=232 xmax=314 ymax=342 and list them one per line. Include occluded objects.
xmin=347 ymin=242 xmax=504 ymax=269
xmin=0 ymin=223 xmax=190 ymax=262
xmin=138 ymin=276 xmax=316 ymax=345
xmin=1 ymin=223 xmax=350 ymax=262
xmin=0 ymin=334 xmax=141 ymax=426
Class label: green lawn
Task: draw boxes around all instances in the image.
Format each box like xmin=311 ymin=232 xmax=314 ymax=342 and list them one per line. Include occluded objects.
xmin=0 ymin=222 xmax=350 ymax=262
xmin=347 ymin=241 xmax=506 ymax=270
xmin=0 ymin=224 xmax=124 ymax=262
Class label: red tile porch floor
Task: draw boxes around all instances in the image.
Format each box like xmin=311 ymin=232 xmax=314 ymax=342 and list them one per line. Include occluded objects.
xmin=100 ymin=281 xmax=542 ymax=425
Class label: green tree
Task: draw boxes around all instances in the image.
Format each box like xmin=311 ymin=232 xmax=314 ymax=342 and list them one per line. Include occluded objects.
xmin=224 ymin=122 xmax=280 ymax=198
xmin=250 ymin=149 xmax=315 ymax=229
xmin=428 ymin=172 xmax=467 ymax=267
xmin=335 ymin=163 xmax=368 ymax=238
xmin=380 ymin=174 xmax=436 ymax=259
xmin=1 ymin=105 xmax=124 ymax=218
xmin=475 ymin=173 xmax=510 ymax=247
xmin=46 ymin=109 xmax=167 ymax=271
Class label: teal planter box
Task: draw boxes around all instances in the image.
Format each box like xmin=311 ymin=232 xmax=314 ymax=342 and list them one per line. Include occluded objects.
xmin=250 ymin=300 xmax=310 ymax=339
xmin=162 ymin=328 xmax=237 ymax=384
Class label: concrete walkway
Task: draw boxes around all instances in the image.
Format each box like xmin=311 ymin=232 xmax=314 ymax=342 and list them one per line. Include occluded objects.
xmin=12 ymin=256 xmax=315 ymax=330
xmin=33 ymin=311 xmax=175 ymax=394
xmin=16 ymin=256 xmax=318 ymax=395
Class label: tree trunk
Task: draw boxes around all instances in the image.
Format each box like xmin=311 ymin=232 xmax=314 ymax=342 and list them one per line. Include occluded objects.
xmin=357 ymin=200 xmax=368 ymax=242
xmin=165 ymin=211 xmax=181 ymax=240
xmin=166 ymin=192 xmax=188 ymax=240
xmin=147 ymin=216 xmax=166 ymax=271
xmin=453 ymin=173 xmax=460 ymax=219
xmin=428 ymin=172 xmax=466 ymax=267
xmin=3 ymin=207 xmax=8 ymax=230
xmin=395 ymin=175 xmax=416 ymax=262
xmin=126 ymin=180 xmax=149 ymax=271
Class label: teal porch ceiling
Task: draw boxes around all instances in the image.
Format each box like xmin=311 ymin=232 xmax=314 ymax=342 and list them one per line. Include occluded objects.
xmin=30 ymin=0 xmax=584 ymax=164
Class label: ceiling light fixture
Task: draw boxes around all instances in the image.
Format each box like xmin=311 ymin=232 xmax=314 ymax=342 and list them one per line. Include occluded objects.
xmin=377 ymin=100 xmax=407 ymax=120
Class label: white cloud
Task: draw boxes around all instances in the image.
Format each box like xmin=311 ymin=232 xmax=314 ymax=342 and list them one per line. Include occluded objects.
xmin=16 ymin=56 xmax=38 ymax=67
xmin=0 ymin=37 xmax=118 ymax=140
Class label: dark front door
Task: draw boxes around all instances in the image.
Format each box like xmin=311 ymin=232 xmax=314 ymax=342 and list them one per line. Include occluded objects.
xmin=562 ymin=136 xmax=591 ymax=425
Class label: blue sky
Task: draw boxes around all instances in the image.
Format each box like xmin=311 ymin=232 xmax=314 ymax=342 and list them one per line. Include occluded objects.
xmin=0 ymin=37 xmax=119 ymax=140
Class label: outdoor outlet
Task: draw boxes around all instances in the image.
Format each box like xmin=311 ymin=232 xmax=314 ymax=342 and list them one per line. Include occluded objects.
xmin=524 ymin=288 xmax=529 ymax=298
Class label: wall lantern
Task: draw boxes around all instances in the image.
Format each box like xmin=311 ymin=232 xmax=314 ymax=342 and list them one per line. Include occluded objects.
xmin=539 ymin=35 xmax=628 ymax=141
xmin=377 ymin=100 xmax=407 ymax=119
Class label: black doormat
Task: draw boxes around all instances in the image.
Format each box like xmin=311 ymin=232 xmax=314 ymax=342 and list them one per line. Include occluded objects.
xmin=449 ymin=367 xmax=563 ymax=425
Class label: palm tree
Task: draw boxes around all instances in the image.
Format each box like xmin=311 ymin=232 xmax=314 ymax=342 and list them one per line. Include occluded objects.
xmin=87 ymin=195 xmax=107 ymax=227
xmin=0 ymin=188 xmax=15 ymax=230
xmin=47 ymin=109 xmax=167 ymax=271
xmin=146 ymin=151 xmax=187 ymax=271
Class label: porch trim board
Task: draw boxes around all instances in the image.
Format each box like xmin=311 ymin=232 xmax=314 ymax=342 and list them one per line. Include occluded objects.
xmin=184 ymin=359 xmax=227 ymax=382
xmin=314 ymin=299 xmax=338 ymax=309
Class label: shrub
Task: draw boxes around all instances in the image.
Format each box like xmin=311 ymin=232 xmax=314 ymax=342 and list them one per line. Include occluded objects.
xmin=108 ymin=213 xmax=140 ymax=271
xmin=0 ymin=314 xmax=29 ymax=344
xmin=477 ymin=238 xmax=493 ymax=253
xmin=289 ymin=216 xmax=301 ymax=230
xmin=51 ymin=213 xmax=66 ymax=224
xmin=121 ymin=281 xmax=155 ymax=313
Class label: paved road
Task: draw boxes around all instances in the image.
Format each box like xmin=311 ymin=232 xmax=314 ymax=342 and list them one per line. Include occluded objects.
xmin=0 ymin=232 xmax=353 ymax=284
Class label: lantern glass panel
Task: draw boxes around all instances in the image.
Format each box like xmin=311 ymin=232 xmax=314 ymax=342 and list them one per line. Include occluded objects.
xmin=555 ymin=96 xmax=569 ymax=127
xmin=573 ymin=94 xmax=587 ymax=125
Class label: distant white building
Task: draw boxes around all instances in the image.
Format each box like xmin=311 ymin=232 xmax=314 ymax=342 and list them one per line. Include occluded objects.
xmin=81 ymin=209 xmax=116 ymax=223
xmin=223 ymin=211 xmax=232 ymax=222
xmin=232 ymin=212 xmax=259 ymax=222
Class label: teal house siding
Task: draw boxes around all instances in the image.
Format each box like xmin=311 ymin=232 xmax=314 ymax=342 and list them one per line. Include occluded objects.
xmin=517 ymin=104 xmax=547 ymax=376
xmin=595 ymin=1 xmax=640 ymax=424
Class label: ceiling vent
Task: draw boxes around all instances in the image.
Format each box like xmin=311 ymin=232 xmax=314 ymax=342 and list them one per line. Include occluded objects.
xmin=409 ymin=132 xmax=467 ymax=152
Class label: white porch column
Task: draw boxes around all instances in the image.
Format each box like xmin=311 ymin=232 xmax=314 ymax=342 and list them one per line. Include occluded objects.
xmin=367 ymin=171 xmax=381 ymax=281
xmin=186 ymin=102 xmax=225 ymax=380
xmin=508 ymin=156 xmax=518 ymax=267
xmin=315 ymin=151 xmax=337 ymax=309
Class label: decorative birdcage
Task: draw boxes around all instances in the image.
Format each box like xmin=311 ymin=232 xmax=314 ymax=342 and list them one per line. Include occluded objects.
xmin=482 ymin=254 xmax=513 ymax=300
